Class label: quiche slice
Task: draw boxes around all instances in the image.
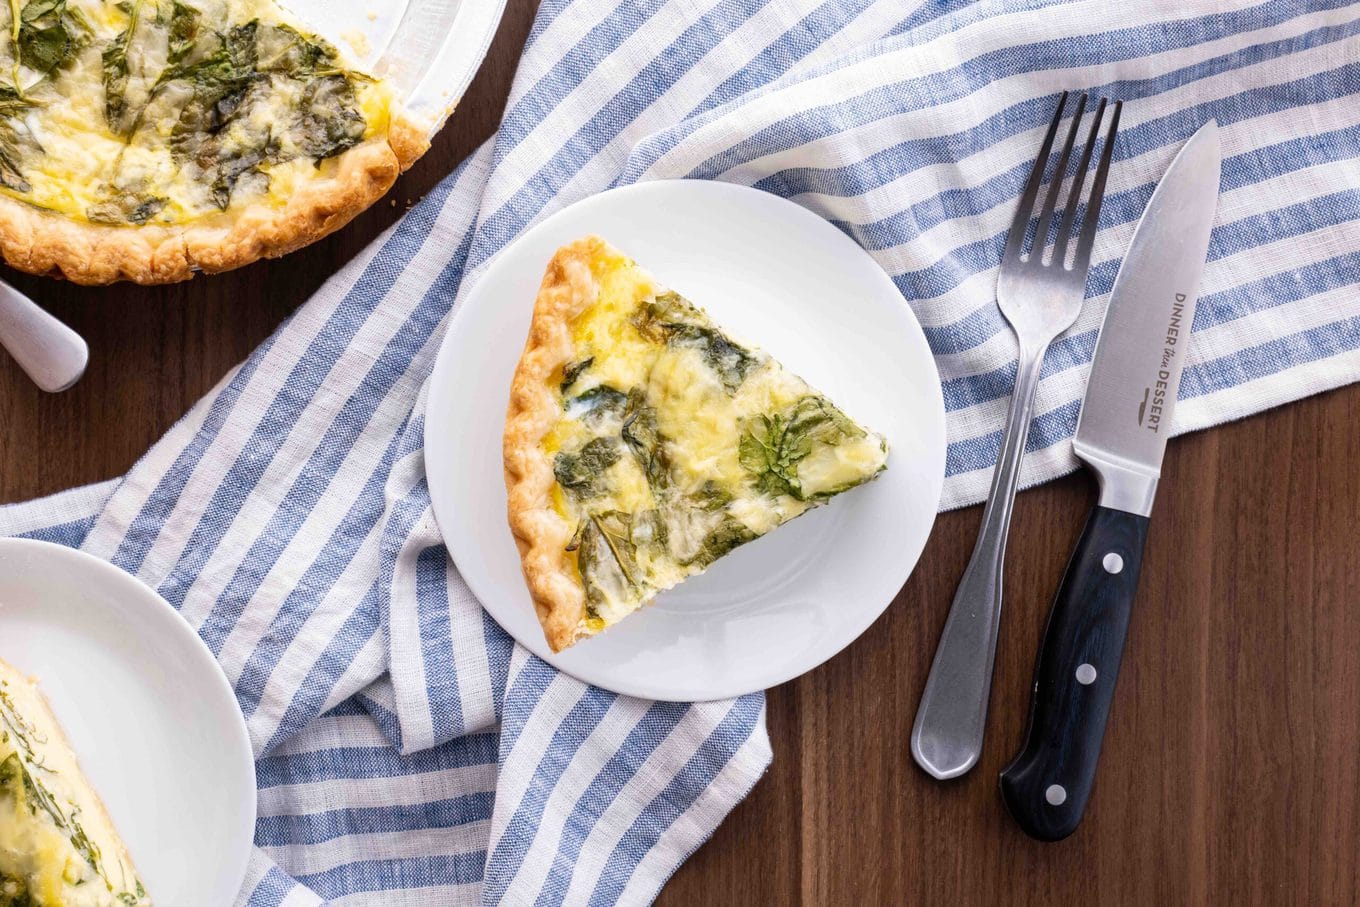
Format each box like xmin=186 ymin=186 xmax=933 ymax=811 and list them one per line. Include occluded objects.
xmin=0 ymin=658 xmax=150 ymax=906
xmin=0 ymin=0 xmax=426 ymax=284
xmin=504 ymin=236 xmax=890 ymax=652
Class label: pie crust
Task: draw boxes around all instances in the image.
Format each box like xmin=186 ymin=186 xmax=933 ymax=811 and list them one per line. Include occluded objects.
xmin=0 ymin=116 xmax=428 ymax=285
xmin=504 ymin=237 xmax=608 ymax=652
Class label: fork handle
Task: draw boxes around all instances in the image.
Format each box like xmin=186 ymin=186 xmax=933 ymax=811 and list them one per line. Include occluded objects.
xmin=911 ymin=345 xmax=1047 ymax=780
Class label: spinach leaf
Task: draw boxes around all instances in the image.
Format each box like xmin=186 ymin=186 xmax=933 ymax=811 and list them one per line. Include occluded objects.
xmin=690 ymin=480 xmax=731 ymax=511
xmin=553 ymin=437 xmax=620 ymax=497
xmin=669 ymin=324 xmax=757 ymax=391
xmin=739 ymin=413 xmax=808 ymax=499
xmin=629 ymin=290 xmax=702 ymax=342
xmin=633 ymin=507 xmax=667 ymax=549
xmin=785 ymin=395 xmax=864 ymax=444
xmin=591 ymin=511 xmax=637 ymax=586
xmin=67 ymin=816 xmax=103 ymax=878
xmin=620 ymin=389 xmax=669 ymax=491
xmin=566 ymin=384 xmax=628 ymax=425
xmin=19 ymin=14 xmax=70 ymax=75
xmin=87 ymin=192 xmax=166 ymax=225
xmin=19 ymin=0 xmax=59 ymax=19
xmin=255 ymin=23 xmax=331 ymax=76
xmin=631 ymin=292 xmax=757 ymax=390
xmin=162 ymin=21 xmax=365 ymax=208
xmin=576 ymin=511 xmax=639 ymax=612
xmin=687 ymin=519 xmax=757 ymax=570
xmin=559 ymin=357 xmax=593 ymax=392
xmin=0 ymin=117 xmax=37 ymax=192
xmin=223 ymin=19 xmax=259 ymax=70
xmin=0 ymin=83 xmax=31 ymax=116
xmin=294 ymin=72 xmax=365 ymax=160
xmin=16 ymin=0 xmax=83 ymax=84
xmin=739 ymin=396 xmax=864 ymax=500
xmin=159 ymin=22 xmax=271 ymax=208
xmin=0 ymin=752 xmax=23 ymax=802
xmin=166 ymin=0 xmax=199 ymax=65
xmin=101 ymin=0 xmax=142 ymax=133
xmin=104 ymin=14 xmax=372 ymax=210
xmin=162 ymin=19 xmax=258 ymax=105
xmin=0 ymin=746 xmax=103 ymax=875
xmin=208 ymin=139 xmax=273 ymax=209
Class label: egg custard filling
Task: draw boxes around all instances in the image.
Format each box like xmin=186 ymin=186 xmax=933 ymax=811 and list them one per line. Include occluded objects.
xmin=0 ymin=0 xmax=423 ymax=283
xmin=504 ymin=236 xmax=890 ymax=651
xmin=0 ymin=659 xmax=150 ymax=907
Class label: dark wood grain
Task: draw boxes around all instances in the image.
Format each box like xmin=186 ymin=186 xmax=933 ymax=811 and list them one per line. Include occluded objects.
xmin=1 ymin=1 xmax=1357 ymax=902
xmin=660 ymin=383 xmax=1360 ymax=906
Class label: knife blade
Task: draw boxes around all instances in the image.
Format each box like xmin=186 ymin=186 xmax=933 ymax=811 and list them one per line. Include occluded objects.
xmin=999 ymin=119 xmax=1222 ymax=841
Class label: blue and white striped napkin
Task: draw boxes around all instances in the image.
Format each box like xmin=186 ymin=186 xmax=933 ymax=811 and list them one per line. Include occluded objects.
xmin=4 ymin=0 xmax=1358 ymax=902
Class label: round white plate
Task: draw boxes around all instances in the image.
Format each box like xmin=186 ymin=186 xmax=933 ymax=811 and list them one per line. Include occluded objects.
xmin=425 ymin=180 xmax=946 ymax=701
xmin=0 ymin=539 xmax=256 ymax=906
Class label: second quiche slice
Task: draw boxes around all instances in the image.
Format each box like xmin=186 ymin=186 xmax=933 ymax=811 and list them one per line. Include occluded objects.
xmin=505 ymin=236 xmax=890 ymax=652
xmin=0 ymin=658 xmax=150 ymax=906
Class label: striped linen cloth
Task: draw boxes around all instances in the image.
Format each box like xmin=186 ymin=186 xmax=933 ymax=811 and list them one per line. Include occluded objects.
xmin=4 ymin=0 xmax=1359 ymax=902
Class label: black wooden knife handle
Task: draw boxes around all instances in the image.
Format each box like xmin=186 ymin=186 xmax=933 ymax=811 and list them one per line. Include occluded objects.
xmin=999 ymin=505 xmax=1149 ymax=841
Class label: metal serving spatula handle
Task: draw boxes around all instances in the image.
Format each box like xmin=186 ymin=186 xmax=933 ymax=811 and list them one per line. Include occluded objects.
xmin=0 ymin=280 xmax=87 ymax=392
xmin=912 ymin=92 xmax=1122 ymax=781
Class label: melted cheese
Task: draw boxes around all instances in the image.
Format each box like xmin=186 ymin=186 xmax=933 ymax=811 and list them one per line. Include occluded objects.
xmin=0 ymin=0 xmax=394 ymax=224
xmin=0 ymin=660 xmax=149 ymax=907
xmin=543 ymin=239 xmax=889 ymax=634
xmin=570 ymin=250 xmax=657 ymax=392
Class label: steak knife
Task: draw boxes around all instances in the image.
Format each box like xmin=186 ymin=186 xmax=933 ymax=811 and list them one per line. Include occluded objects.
xmin=999 ymin=120 xmax=1222 ymax=841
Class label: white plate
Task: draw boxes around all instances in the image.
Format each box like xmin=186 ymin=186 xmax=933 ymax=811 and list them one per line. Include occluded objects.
xmin=286 ymin=0 xmax=509 ymax=136
xmin=0 ymin=539 xmax=256 ymax=907
xmin=425 ymin=180 xmax=946 ymax=701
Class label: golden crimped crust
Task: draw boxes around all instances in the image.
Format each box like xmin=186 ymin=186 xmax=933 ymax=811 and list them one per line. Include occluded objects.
xmin=504 ymin=236 xmax=612 ymax=652
xmin=0 ymin=115 xmax=429 ymax=285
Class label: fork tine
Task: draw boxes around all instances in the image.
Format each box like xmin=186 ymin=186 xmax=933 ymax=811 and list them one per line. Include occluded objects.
xmin=1002 ymin=91 xmax=1068 ymax=264
xmin=1052 ymin=97 xmax=1107 ymax=268
xmin=1071 ymin=100 xmax=1122 ymax=275
xmin=1031 ymin=93 xmax=1087 ymax=264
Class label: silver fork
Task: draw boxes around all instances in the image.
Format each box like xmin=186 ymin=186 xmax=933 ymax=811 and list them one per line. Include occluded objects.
xmin=912 ymin=91 xmax=1122 ymax=780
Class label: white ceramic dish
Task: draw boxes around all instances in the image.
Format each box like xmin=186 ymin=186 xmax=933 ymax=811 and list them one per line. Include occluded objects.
xmin=425 ymin=180 xmax=946 ymax=701
xmin=0 ymin=538 xmax=256 ymax=907
xmin=287 ymin=0 xmax=509 ymax=136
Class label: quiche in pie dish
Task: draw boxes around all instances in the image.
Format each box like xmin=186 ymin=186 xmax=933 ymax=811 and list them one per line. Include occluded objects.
xmin=0 ymin=658 xmax=150 ymax=906
xmin=0 ymin=0 xmax=425 ymax=284
xmin=504 ymin=236 xmax=890 ymax=652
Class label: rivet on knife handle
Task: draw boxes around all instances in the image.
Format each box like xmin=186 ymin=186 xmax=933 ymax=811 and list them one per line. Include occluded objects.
xmin=999 ymin=505 xmax=1148 ymax=841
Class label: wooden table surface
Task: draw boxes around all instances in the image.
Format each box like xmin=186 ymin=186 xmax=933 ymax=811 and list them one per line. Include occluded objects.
xmin=2 ymin=1 xmax=1357 ymax=903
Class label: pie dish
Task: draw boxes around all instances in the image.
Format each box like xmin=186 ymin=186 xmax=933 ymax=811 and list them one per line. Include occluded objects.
xmin=504 ymin=236 xmax=890 ymax=651
xmin=0 ymin=657 xmax=150 ymax=906
xmin=0 ymin=0 xmax=426 ymax=284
